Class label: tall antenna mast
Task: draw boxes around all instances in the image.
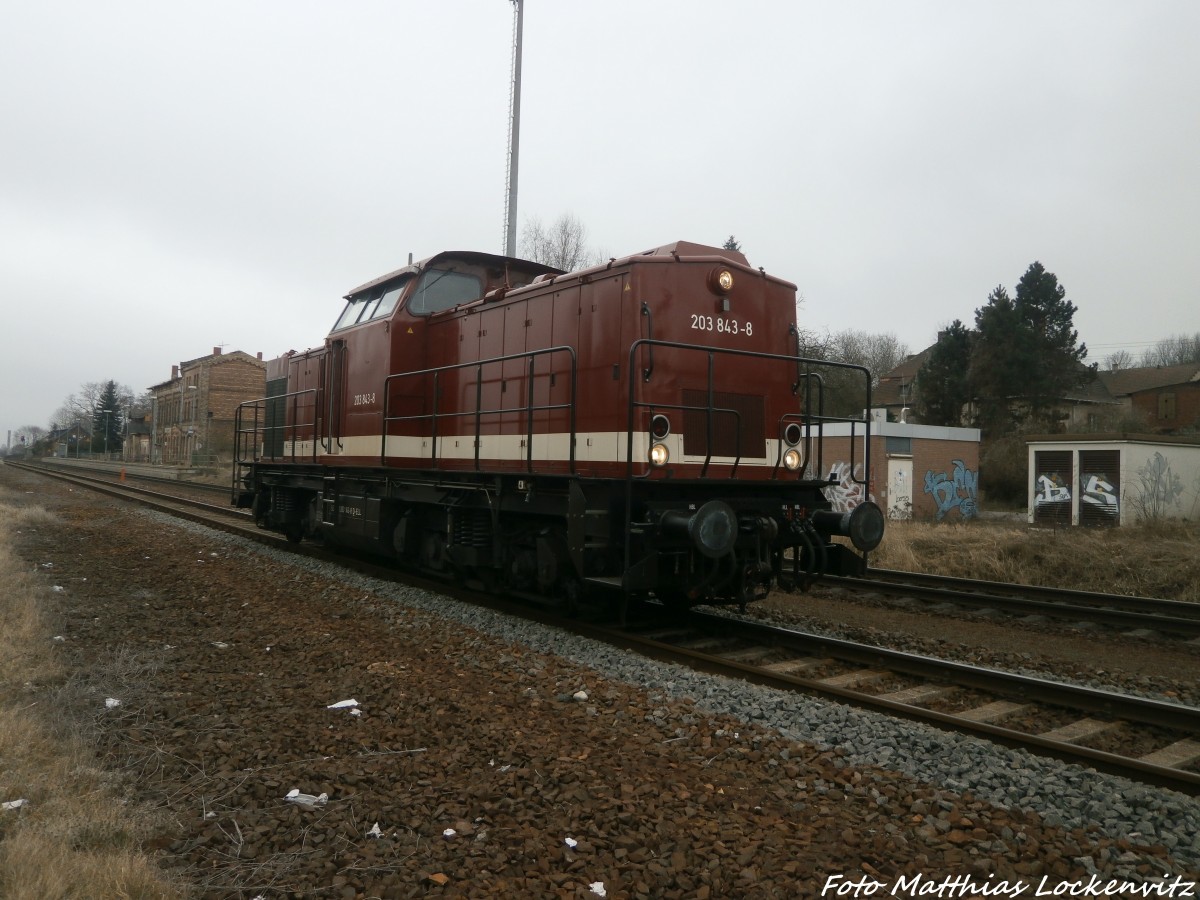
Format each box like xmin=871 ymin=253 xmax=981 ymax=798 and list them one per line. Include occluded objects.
xmin=502 ymin=0 xmax=524 ymax=257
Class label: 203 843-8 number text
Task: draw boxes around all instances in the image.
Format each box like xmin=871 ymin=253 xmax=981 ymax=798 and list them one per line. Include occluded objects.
xmin=690 ymin=314 xmax=753 ymax=337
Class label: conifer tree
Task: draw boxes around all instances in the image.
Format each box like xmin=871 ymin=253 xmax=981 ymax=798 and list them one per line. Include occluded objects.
xmin=967 ymin=263 xmax=1092 ymax=436
xmin=916 ymin=320 xmax=972 ymax=426
xmin=91 ymin=380 xmax=124 ymax=455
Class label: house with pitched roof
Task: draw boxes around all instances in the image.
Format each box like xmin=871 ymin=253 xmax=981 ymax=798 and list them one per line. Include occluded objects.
xmin=878 ymin=343 xmax=1200 ymax=436
xmin=149 ymin=347 xmax=266 ymax=466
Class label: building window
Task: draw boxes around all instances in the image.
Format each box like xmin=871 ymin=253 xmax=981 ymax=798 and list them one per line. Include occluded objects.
xmin=1158 ymin=392 xmax=1176 ymax=420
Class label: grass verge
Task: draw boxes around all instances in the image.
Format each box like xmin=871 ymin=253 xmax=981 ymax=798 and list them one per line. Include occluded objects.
xmin=0 ymin=495 xmax=183 ymax=899
xmin=871 ymin=517 xmax=1200 ymax=603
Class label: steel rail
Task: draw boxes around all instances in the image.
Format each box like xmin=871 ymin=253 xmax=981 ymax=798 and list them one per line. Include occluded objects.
xmin=835 ymin=570 xmax=1200 ymax=637
xmin=864 ymin=567 xmax=1200 ymax=618
xmin=641 ymin=610 xmax=1200 ymax=796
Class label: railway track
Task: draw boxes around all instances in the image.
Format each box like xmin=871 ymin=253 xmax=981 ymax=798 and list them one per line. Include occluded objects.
xmin=12 ymin=459 xmax=1200 ymax=795
xmin=616 ymin=610 xmax=1200 ymax=795
xmin=839 ymin=568 xmax=1200 ymax=639
xmin=32 ymin=457 xmax=232 ymax=499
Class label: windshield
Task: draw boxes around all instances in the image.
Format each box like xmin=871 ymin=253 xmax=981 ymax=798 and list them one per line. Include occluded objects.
xmin=408 ymin=269 xmax=483 ymax=315
xmin=331 ymin=276 xmax=412 ymax=331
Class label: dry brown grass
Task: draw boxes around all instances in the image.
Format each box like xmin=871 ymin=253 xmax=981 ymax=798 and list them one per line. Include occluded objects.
xmin=0 ymin=500 xmax=183 ymax=899
xmin=873 ymin=517 xmax=1200 ymax=603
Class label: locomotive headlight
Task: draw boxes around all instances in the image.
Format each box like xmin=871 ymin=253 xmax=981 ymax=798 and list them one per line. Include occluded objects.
xmin=650 ymin=414 xmax=671 ymax=440
xmin=783 ymin=447 xmax=803 ymax=471
xmin=707 ymin=267 xmax=735 ymax=295
xmin=649 ymin=442 xmax=670 ymax=467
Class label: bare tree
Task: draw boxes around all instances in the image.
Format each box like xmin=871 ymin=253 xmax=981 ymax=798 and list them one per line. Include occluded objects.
xmin=51 ymin=381 xmax=137 ymax=433
xmin=825 ymin=330 xmax=910 ymax=387
xmin=16 ymin=425 xmax=47 ymax=446
xmin=1139 ymin=333 xmax=1200 ymax=367
xmin=792 ymin=328 xmax=909 ymax=418
xmin=1103 ymin=349 xmax=1136 ymax=371
xmin=519 ymin=213 xmax=605 ymax=271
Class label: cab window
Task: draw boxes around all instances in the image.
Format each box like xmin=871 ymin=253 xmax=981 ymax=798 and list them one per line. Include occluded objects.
xmin=332 ymin=297 xmax=368 ymax=331
xmin=370 ymin=282 xmax=408 ymax=320
xmin=408 ymin=269 xmax=483 ymax=315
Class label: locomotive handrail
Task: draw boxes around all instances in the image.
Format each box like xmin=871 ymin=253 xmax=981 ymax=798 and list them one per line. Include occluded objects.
xmin=380 ymin=345 xmax=578 ymax=474
xmin=323 ymin=340 xmax=345 ymax=454
xmin=230 ymin=388 xmax=320 ymax=500
xmin=640 ymin=301 xmax=654 ymax=382
xmin=622 ymin=337 xmax=875 ymax=591
xmin=788 ymin=322 xmax=803 ymax=394
xmin=624 ymin=338 xmax=873 ymax=480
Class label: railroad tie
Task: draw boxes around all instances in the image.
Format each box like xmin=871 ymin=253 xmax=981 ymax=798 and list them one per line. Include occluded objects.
xmin=721 ymin=646 xmax=777 ymax=664
xmin=817 ymin=669 xmax=889 ymax=689
xmin=1037 ymin=718 xmax=1119 ymax=743
xmin=675 ymin=637 xmax=729 ymax=651
xmin=956 ymin=700 xmax=1030 ymax=723
xmin=762 ymin=658 xmax=826 ymax=676
xmin=877 ymin=684 xmax=955 ymax=705
xmin=1139 ymin=738 xmax=1200 ymax=769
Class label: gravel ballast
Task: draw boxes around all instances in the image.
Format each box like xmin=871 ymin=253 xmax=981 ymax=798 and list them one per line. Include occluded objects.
xmin=4 ymin=464 xmax=1198 ymax=898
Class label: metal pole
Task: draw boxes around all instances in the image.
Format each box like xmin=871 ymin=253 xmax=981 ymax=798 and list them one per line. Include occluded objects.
xmin=504 ymin=0 xmax=523 ymax=257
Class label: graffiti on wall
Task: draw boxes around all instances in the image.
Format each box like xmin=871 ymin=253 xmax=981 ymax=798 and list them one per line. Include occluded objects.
xmin=1035 ymin=473 xmax=1071 ymax=506
xmin=824 ymin=461 xmax=875 ymax=512
xmin=1134 ymin=452 xmax=1184 ymax=520
xmin=923 ymin=458 xmax=979 ymax=521
xmin=1080 ymin=473 xmax=1119 ymax=517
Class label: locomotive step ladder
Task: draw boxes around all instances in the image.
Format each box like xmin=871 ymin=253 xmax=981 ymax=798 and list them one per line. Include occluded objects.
xmin=321 ymin=475 xmax=338 ymax=526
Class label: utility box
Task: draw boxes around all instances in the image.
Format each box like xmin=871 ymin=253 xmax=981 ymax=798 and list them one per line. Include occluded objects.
xmin=1027 ymin=434 xmax=1200 ymax=526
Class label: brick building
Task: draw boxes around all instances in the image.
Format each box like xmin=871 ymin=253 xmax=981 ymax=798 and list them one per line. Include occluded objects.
xmin=809 ymin=420 xmax=982 ymax=522
xmin=123 ymin=405 xmax=153 ymax=462
xmin=150 ymin=348 xmax=266 ymax=466
xmin=1126 ymin=370 xmax=1200 ymax=434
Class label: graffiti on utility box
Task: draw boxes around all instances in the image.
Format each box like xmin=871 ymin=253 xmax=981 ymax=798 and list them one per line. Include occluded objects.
xmin=1080 ymin=473 xmax=1118 ymax=517
xmin=1035 ymin=473 xmax=1071 ymax=506
xmin=923 ymin=459 xmax=979 ymax=521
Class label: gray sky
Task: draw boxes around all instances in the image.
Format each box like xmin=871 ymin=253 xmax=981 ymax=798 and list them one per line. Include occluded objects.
xmin=3 ymin=1 xmax=1198 ymax=443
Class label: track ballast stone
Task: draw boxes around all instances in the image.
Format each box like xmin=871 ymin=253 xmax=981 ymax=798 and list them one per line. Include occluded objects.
xmin=4 ymin=463 xmax=1198 ymax=898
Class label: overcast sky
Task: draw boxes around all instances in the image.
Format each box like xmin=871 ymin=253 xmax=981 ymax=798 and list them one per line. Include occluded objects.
xmin=3 ymin=1 xmax=1198 ymax=443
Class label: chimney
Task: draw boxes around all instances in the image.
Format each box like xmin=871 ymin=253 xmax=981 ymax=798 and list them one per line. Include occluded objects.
xmin=172 ymin=365 xmax=179 ymax=380
xmin=256 ymin=351 xmax=263 ymax=360
xmin=213 ymin=346 xmax=222 ymax=356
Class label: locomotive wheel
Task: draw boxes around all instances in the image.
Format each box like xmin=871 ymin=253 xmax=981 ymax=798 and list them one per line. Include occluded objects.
xmin=284 ymin=523 xmax=303 ymax=544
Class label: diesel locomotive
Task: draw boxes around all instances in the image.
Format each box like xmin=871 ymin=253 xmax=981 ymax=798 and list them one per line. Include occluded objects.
xmin=232 ymin=241 xmax=883 ymax=614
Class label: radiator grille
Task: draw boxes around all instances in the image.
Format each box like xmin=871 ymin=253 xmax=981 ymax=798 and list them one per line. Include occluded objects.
xmin=681 ymin=389 xmax=765 ymax=459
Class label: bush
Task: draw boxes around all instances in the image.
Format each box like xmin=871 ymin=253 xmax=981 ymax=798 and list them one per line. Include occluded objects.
xmin=979 ymin=435 xmax=1028 ymax=505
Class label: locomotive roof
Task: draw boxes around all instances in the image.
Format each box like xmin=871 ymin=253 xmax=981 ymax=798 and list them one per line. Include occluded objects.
xmin=345 ymin=241 xmax=794 ymax=298
xmin=345 ymin=250 xmax=563 ymax=298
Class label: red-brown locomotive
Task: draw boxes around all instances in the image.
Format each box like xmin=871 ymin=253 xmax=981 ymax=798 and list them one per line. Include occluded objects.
xmin=233 ymin=240 xmax=883 ymax=614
